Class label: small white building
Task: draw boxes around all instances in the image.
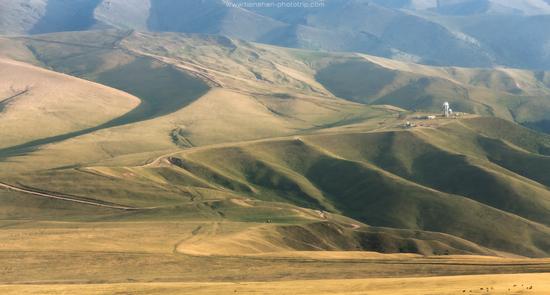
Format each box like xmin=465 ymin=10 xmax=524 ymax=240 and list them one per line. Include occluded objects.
xmin=443 ymin=102 xmax=451 ymax=117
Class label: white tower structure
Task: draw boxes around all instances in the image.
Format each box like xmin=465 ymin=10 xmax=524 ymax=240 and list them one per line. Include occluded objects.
xmin=443 ymin=102 xmax=451 ymax=117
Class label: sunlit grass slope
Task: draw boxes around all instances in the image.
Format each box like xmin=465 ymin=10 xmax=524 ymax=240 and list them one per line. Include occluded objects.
xmin=0 ymin=58 xmax=138 ymax=149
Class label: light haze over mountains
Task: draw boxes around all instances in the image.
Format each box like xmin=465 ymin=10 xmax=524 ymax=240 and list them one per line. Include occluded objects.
xmin=2 ymin=0 xmax=550 ymax=69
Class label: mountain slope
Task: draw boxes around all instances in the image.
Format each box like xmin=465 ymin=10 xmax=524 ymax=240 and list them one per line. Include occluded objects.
xmin=2 ymin=0 xmax=550 ymax=69
xmin=375 ymin=0 xmax=550 ymax=15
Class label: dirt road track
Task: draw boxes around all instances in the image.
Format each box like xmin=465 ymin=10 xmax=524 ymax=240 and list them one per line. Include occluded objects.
xmin=0 ymin=181 xmax=147 ymax=211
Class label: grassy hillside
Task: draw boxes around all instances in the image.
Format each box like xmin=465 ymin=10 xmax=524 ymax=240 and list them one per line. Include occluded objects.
xmin=0 ymin=57 xmax=138 ymax=149
xmin=312 ymin=54 xmax=550 ymax=133
xmin=0 ymin=32 xmax=548 ymax=258
xmin=146 ymin=117 xmax=550 ymax=257
xmin=0 ymin=31 xmax=548 ymax=294
xmin=5 ymin=116 xmax=549 ymax=258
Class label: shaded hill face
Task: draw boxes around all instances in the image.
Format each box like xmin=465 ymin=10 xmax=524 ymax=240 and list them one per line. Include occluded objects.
xmin=2 ymin=0 xmax=550 ymax=70
xmin=28 ymin=0 xmax=104 ymax=34
xmin=455 ymin=15 xmax=550 ymax=70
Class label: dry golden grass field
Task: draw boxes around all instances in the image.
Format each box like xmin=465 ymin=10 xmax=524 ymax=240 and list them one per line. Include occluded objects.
xmin=2 ymin=273 xmax=550 ymax=295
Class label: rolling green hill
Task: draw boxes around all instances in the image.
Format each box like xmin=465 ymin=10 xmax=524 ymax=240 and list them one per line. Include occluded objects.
xmin=3 ymin=116 xmax=549 ymax=257
xmin=149 ymin=117 xmax=550 ymax=257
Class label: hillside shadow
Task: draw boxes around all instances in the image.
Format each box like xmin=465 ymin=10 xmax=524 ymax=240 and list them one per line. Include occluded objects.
xmin=523 ymin=120 xmax=550 ymax=136
xmin=30 ymin=0 xmax=103 ymax=35
xmin=0 ymin=57 xmax=210 ymax=160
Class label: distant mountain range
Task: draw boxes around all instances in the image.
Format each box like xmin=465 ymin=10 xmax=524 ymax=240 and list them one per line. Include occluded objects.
xmin=376 ymin=0 xmax=550 ymax=15
xmin=1 ymin=0 xmax=550 ymax=70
